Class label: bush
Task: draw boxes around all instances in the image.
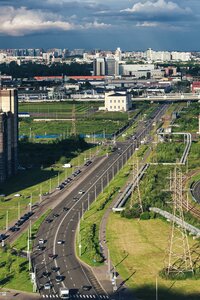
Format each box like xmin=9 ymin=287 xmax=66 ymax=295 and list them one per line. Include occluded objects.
xmin=140 ymin=212 xmax=150 ymax=220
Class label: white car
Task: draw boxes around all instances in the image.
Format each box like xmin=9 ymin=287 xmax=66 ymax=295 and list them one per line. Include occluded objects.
xmin=78 ymin=190 xmax=84 ymax=195
xmin=38 ymin=238 xmax=45 ymax=244
xmin=57 ymin=240 xmax=64 ymax=245
xmin=44 ymin=283 xmax=51 ymax=290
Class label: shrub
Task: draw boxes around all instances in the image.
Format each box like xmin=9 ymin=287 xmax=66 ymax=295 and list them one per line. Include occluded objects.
xmin=140 ymin=212 xmax=150 ymax=220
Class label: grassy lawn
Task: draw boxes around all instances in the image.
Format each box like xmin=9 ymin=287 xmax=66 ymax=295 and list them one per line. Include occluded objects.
xmin=172 ymin=102 xmax=199 ymax=133
xmin=19 ymin=101 xmax=102 ymax=118
xmin=19 ymin=119 xmax=126 ymax=137
xmin=107 ymin=214 xmax=200 ymax=300
xmin=0 ymin=247 xmax=32 ymax=292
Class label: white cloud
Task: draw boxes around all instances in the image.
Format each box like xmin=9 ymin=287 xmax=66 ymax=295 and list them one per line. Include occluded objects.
xmin=136 ymin=21 xmax=159 ymax=27
xmin=0 ymin=6 xmax=75 ymax=36
xmin=83 ymin=20 xmax=111 ymax=29
xmin=0 ymin=6 xmax=111 ymax=36
xmin=121 ymin=0 xmax=191 ymax=15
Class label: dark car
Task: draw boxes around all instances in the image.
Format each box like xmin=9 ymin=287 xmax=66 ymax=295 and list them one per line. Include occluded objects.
xmin=15 ymin=220 xmax=24 ymax=226
xmin=51 ymin=266 xmax=60 ymax=272
xmin=36 ymin=245 xmax=45 ymax=251
xmin=48 ymin=254 xmax=56 ymax=259
xmin=9 ymin=226 xmax=20 ymax=232
xmin=0 ymin=234 xmax=7 ymax=242
xmin=53 ymin=213 xmax=59 ymax=218
xmin=45 ymin=218 xmax=53 ymax=223
xmin=27 ymin=211 xmax=34 ymax=217
xmin=55 ymin=275 xmax=65 ymax=282
xmin=63 ymin=207 xmax=69 ymax=212
xmin=42 ymin=271 xmax=51 ymax=278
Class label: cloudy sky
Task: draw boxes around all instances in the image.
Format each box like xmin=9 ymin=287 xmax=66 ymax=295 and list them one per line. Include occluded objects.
xmin=0 ymin=0 xmax=199 ymax=51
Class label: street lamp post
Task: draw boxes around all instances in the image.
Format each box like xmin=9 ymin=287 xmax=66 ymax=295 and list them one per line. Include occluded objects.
xmin=32 ymin=260 xmax=45 ymax=292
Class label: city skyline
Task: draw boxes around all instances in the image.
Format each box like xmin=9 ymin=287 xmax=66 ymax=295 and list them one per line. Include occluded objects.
xmin=0 ymin=0 xmax=200 ymax=50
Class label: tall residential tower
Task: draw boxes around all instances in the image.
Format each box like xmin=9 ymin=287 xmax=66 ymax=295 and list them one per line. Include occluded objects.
xmin=0 ymin=89 xmax=18 ymax=183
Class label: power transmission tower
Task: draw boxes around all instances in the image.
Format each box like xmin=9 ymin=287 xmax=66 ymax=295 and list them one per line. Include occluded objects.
xmin=130 ymin=159 xmax=143 ymax=215
xmin=71 ymin=104 xmax=77 ymax=136
xmin=165 ymin=167 xmax=193 ymax=277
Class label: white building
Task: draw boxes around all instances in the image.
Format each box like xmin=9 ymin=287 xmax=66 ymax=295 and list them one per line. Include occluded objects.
xmin=119 ymin=64 xmax=154 ymax=76
xmin=171 ymin=51 xmax=191 ymax=61
xmin=104 ymin=91 xmax=132 ymax=112
xmin=93 ymin=58 xmax=106 ymax=76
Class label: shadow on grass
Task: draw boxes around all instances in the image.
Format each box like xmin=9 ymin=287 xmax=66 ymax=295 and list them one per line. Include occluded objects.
xmin=0 ymin=137 xmax=92 ymax=195
xmin=110 ymin=285 xmax=200 ymax=300
xmin=0 ymin=275 xmax=14 ymax=287
xmin=109 ymin=285 xmax=200 ymax=300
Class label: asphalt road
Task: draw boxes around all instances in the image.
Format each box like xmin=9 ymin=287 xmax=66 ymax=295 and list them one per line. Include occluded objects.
xmin=192 ymin=180 xmax=200 ymax=204
xmin=32 ymin=104 xmax=168 ymax=300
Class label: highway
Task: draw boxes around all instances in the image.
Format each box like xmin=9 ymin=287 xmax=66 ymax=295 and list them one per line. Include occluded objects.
xmin=32 ymin=104 xmax=168 ymax=299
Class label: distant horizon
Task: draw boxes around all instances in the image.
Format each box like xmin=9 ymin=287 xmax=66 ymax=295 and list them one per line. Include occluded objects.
xmin=0 ymin=47 xmax=199 ymax=53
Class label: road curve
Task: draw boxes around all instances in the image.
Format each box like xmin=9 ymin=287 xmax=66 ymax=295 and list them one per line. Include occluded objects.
xmin=192 ymin=180 xmax=200 ymax=204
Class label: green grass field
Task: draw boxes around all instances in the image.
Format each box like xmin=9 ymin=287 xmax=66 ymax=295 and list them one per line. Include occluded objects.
xmin=19 ymin=119 xmax=126 ymax=137
xmin=107 ymin=214 xmax=200 ymax=300
xmin=0 ymin=247 xmax=32 ymax=292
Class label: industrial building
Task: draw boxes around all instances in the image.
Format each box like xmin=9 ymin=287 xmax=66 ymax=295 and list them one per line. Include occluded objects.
xmin=0 ymin=89 xmax=18 ymax=183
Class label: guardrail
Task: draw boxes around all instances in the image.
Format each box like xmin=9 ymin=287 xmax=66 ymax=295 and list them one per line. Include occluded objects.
xmin=112 ymin=164 xmax=149 ymax=212
xmin=157 ymin=132 xmax=192 ymax=165
xmin=150 ymin=207 xmax=200 ymax=236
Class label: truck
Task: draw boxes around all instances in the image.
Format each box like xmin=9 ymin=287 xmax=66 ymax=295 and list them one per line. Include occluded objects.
xmin=59 ymin=288 xmax=70 ymax=299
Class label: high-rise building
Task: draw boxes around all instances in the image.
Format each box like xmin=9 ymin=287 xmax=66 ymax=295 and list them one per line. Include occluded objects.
xmin=105 ymin=58 xmax=119 ymax=76
xmin=93 ymin=58 xmax=106 ymax=76
xmin=0 ymin=89 xmax=18 ymax=183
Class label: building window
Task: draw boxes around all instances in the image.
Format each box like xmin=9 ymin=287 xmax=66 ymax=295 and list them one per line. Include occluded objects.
xmin=118 ymin=100 xmax=120 ymax=103
xmin=110 ymin=100 xmax=112 ymax=103
xmin=114 ymin=100 xmax=116 ymax=103
xmin=118 ymin=106 xmax=120 ymax=109
xmin=110 ymin=106 xmax=112 ymax=109
xmin=114 ymin=106 xmax=116 ymax=109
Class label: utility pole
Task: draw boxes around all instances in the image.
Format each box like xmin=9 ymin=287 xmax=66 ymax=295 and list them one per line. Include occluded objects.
xmin=30 ymin=193 xmax=32 ymax=212
xmin=112 ymin=165 xmax=115 ymax=179
xmin=6 ymin=210 xmax=8 ymax=231
xmin=101 ymin=177 xmax=104 ymax=193
xmin=82 ymin=202 xmax=84 ymax=220
xmin=49 ymin=178 xmax=52 ymax=193
xmin=78 ymin=212 xmax=81 ymax=256
xmin=165 ymin=167 xmax=193 ymax=277
xmin=57 ymin=172 xmax=60 ymax=186
xmin=71 ymin=104 xmax=77 ymax=136
xmin=88 ymin=193 xmax=90 ymax=210
xmin=107 ymin=171 xmax=109 ymax=186
xmin=40 ymin=185 xmax=42 ymax=202
xmin=18 ymin=202 xmax=20 ymax=219
xmin=94 ymin=185 xmax=97 ymax=201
